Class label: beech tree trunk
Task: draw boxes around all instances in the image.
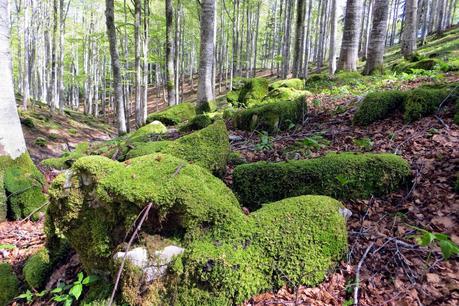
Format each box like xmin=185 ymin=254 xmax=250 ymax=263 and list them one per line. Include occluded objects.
xmin=329 ymin=0 xmax=337 ymax=75
xmin=0 ymin=0 xmax=28 ymax=159
xmin=165 ymin=0 xmax=176 ymax=106
xmin=401 ymin=0 xmax=417 ymax=59
xmin=292 ymin=0 xmax=305 ymax=77
xmin=364 ymin=0 xmax=389 ymax=74
xmin=134 ymin=0 xmax=142 ymax=126
xmin=105 ymin=0 xmax=127 ymax=135
xmin=197 ymin=0 xmax=216 ymax=111
xmin=338 ymin=0 xmax=363 ymax=71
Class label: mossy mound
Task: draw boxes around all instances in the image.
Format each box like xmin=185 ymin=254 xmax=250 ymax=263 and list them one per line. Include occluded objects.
xmin=232 ymin=97 xmax=307 ymax=132
xmin=41 ymin=142 xmax=90 ymax=170
xmin=47 ymin=153 xmax=245 ymax=272
xmin=126 ymin=121 xmax=230 ymax=174
xmin=178 ymin=114 xmax=213 ymax=132
xmin=227 ymin=78 xmax=269 ymax=107
xmin=353 ymin=91 xmax=406 ymax=126
xmin=261 ymin=87 xmax=311 ymax=104
xmin=0 ymin=152 xmax=46 ymax=220
xmin=23 ymin=248 xmax=51 ymax=289
xmin=128 ymin=121 xmax=167 ymax=143
xmin=403 ymin=88 xmax=452 ymax=122
xmin=269 ymin=78 xmax=304 ymax=91
xmin=0 ymin=263 xmax=19 ymax=306
xmin=146 ymin=103 xmax=196 ymax=126
xmin=393 ymin=58 xmax=447 ymax=73
xmin=233 ymin=152 xmax=411 ymax=209
xmin=196 ymin=100 xmax=217 ymax=114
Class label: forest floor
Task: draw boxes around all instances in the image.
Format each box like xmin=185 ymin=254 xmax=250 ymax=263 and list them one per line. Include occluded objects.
xmin=3 ymin=29 xmax=459 ymax=305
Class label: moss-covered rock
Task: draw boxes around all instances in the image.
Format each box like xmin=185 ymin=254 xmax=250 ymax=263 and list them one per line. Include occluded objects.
xmin=0 ymin=152 xmax=46 ymax=220
xmin=269 ymin=78 xmax=304 ymax=91
xmin=393 ymin=58 xmax=449 ymax=73
xmin=233 ymin=152 xmax=411 ymax=209
xmin=146 ymin=103 xmax=196 ymax=126
xmin=23 ymin=248 xmax=51 ymax=289
xmin=353 ymin=90 xmax=406 ymax=126
xmin=128 ymin=121 xmax=167 ymax=143
xmin=41 ymin=142 xmax=90 ymax=170
xmin=403 ymin=88 xmax=452 ymax=122
xmin=0 ymin=263 xmax=19 ymax=306
xmin=261 ymin=87 xmax=311 ymax=104
xmin=232 ymin=96 xmax=307 ymax=132
xmin=126 ymin=120 xmax=230 ymax=174
xmin=178 ymin=114 xmax=213 ymax=132
xmin=227 ymin=78 xmax=269 ymax=107
xmin=196 ymin=100 xmax=217 ymax=114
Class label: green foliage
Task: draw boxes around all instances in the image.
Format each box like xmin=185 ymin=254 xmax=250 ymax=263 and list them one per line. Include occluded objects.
xmin=285 ymin=134 xmax=331 ymax=158
xmin=34 ymin=137 xmax=47 ymax=147
xmin=269 ymin=78 xmax=305 ymax=91
xmin=0 ymin=263 xmax=19 ymax=306
xmin=353 ymin=91 xmax=406 ymax=126
xmin=233 ymin=152 xmax=411 ymax=209
xmin=179 ymin=114 xmax=213 ymax=132
xmin=41 ymin=142 xmax=90 ymax=170
xmin=353 ymin=137 xmax=374 ymax=151
xmin=127 ymin=120 xmax=230 ymax=174
xmin=23 ymin=248 xmax=51 ymax=289
xmin=232 ymin=97 xmax=307 ymax=133
xmin=146 ymin=102 xmax=196 ymax=126
xmin=20 ymin=116 xmax=35 ymax=128
xmin=255 ymin=131 xmax=273 ymax=151
xmin=0 ymin=152 xmax=46 ymax=220
xmin=412 ymin=228 xmax=459 ymax=259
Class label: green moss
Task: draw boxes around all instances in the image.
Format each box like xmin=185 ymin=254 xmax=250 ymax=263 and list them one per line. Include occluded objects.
xmin=127 ymin=121 xmax=230 ymax=174
xmin=128 ymin=121 xmax=167 ymax=143
xmin=403 ymin=88 xmax=451 ymax=122
xmin=261 ymin=87 xmax=311 ymax=104
xmin=196 ymin=100 xmax=217 ymax=114
xmin=0 ymin=263 xmax=19 ymax=306
xmin=47 ymin=153 xmax=244 ymax=272
xmin=269 ymin=78 xmax=305 ymax=91
xmin=35 ymin=137 xmax=47 ymax=147
xmin=393 ymin=58 xmax=447 ymax=73
xmin=41 ymin=142 xmax=90 ymax=170
xmin=238 ymin=78 xmax=269 ymax=107
xmin=0 ymin=172 xmax=6 ymax=221
xmin=146 ymin=103 xmax=196 ymax=126
xmin=353 ymin=90 xmax=406 ymax=126
xmin=226 ymin=90 xmax=240 ymax=106
xmin=232 ymin=97 xmax=307 ymax=133
xmin=20 ymin=116 xmax=35 ymax=128
xmin=179 ymin=114 xmax=213 ymax=132
xmin=0 ymin=152 xmax=46 ymax=220
xmin=233 ymin=152 xmax=411 ymax=210
xmin=23 ymin=248 xmax=51 ymax=289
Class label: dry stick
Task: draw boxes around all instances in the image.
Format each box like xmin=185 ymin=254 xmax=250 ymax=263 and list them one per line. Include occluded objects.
xmin=20 ymin=201 xmax=50 ymax=223
xmin=353 ymin=242 xmax=374 ymax=306
xmin=107 ymin=202 xmax=153 ymax=306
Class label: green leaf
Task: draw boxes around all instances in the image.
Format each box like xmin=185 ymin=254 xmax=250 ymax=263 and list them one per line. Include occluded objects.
xmin=51 ymin=286 xmax=64 ymax=294
xmin=439 ymin=240 xmax=459 ymax=260
xmin=82 ymin=275 xmax=99 ymax=285
xmin=70 ymin=283 xmax=83 ymax=300
xmin=419 ymin=231 xmax=435 ymax=246
xmin=53 ymin=295 xmax=68 ymax=302
xmin=36 ymin=290 xmax=48 ymax=297
xmin=64 ymin=297 xmax=74 ymax=306
xmin=0 ymin=243 xmax=16 ymax=250
xmin=77 ymin=272 xmax=84 ymax=282
xmin=433 ymin=233 xmax=449 ymax=241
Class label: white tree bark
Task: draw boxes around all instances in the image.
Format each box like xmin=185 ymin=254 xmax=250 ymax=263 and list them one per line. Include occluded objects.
xmin=401 ymin=0 xmax=417 ymax=59
xmin=364 ymin=0 xmax=389 ymax=74
xmin=338 ymin=0 xmax=363 ymax=71
xmin=197 ymin=0 xmax=216 ymax=111
xmin=329 ymin=0 xmax=337 ymax=75
xmin=0 ymin=0 xmax=28 ymax=159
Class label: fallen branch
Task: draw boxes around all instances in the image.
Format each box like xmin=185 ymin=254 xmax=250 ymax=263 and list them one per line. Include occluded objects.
xmin=353 ymin=242 xmax=374 ymax=306
xmin=20 ymin=201 xmax=50 ymax=223
xmin=108 ymin=202 xmax=153 ymax=306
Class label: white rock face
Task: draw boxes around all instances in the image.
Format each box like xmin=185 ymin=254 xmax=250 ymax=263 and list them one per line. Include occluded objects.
xmin=114 ymin=245 xmax=185 ymax=283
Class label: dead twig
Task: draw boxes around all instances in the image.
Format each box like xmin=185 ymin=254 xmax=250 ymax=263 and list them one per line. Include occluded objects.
xmin=353 ymin=242 xmax=374 ymax=306
xmin=20 ymin=201 xmax=50 ymax=223
xmin=108 ymin=202 xmax=153 ymax=306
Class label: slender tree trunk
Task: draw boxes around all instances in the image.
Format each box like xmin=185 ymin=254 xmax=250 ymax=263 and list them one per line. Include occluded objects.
xmin=22 ymin=0 xmax=30 ymax=109
xmin=329 ymin=0 xmax=337 ymax=75
xmin=303 ymin=0 xmax=313 ymax=77
xmin=338 ymin=0 xmax=363 ymax=71
xmin=197 ymin=0 xmax=216 ymax=112
xmin=401 ymin=0 xmax=417 ymax=59
xmin=364 ymin=0 xmax=389 ymax=74
xmin=105 ymin=0 xmax=127 ymax=135
xmin=134 ymin=0 xmax=142 ymax=127
xmin=165 ymin=0 xmax=176 ymax=106
xmin=292 ymin=0 xmax=306 ymax=77
xmin=281 ymin=0 xmax=294 ymax=78
xmin=0 ymin=0 xmax=28 ymax=159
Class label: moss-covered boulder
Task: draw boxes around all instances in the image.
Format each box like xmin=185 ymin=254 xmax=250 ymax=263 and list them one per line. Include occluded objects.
xmin=0 ymin=263 xmax=19 ymax=306
xmin=227 ymin=78 xmax=269 ymax=107
xmin=232 ymin=96 xmax=307 ymax=132
xmin=146 ymin=103 xmax=196 ymax=126
xmin=403 ymin=88 xmax=452 ymax=122
xmin=261 ymin=87 xmax=311 ymax=104
xmin=23 ymin=248 xmax=51 ymax=289
xmin=353 ymin=91 xmax=406 ymax=126
xmin=41 ymin=142 xmax=90 ymax=170
xmin=393 ymin=58 xmax=446 ymax=73
xmin=47 ymin=153 xmax=245 ymax=272
xmin=178 ymin=114 xmax=213 ymax=132
xmin=0 ymin=153 xmax=46 ymax=220
xmin=126 ymin=120 xmax=230 ymax=174
xmin=269 ymin=78 xmax=304 ymax=91
xmin=128 ymin=121 xmax=167 ymax=143
xmin=233 ymin=152 xmax=411 ymax=209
